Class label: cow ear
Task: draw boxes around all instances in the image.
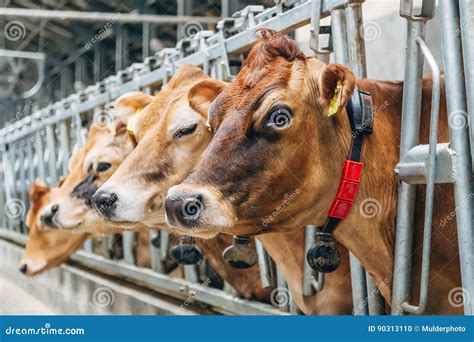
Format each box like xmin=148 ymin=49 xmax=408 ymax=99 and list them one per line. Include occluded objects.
xmin=115 ymin=91 xmax=153 ymax=113
xmin=318 ymin=63 xmax=356 ymax=117
xmin=188 ymin=79 xmax=227 ymax=118
xmin=29 ymin=180 xmax=50 ymax=203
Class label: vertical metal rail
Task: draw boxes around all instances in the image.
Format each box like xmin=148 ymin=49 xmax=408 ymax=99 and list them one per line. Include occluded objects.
xmin=459 ymin=1 xmax=474 ymax=166
xmin=346 ymin=1 xmax=385 ymax=315
xmin=392 ymin=0 xmax=433 ymax=315
xmin=402 ymin=36 xmax=440 ymax=314
xmin=439 ymin=0 xmax=474 ymax=316
xmin=331 ymin=5 xmax=369 ymax=316
xmin=150 ymin=230 xmax=166 ymax=273
xmin=44 ymin=123 xmax=58 ymax=184
xmin=122 ymin=231 xmax=137 ymax=265
xmin=255 ymin=239 xmax=276 ymax=288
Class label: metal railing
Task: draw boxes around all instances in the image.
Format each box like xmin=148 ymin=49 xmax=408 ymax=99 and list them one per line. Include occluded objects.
xmin=392 ymin=0 xmax=473 ymax=315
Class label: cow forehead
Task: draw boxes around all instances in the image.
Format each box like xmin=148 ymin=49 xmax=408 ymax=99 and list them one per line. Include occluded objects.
xmin=212 ymin=60 xmax=305 ymax=126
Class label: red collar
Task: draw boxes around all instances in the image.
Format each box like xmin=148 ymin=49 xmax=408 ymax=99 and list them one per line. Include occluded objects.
xmin=307 ymin=88 xmax=374 ymax=273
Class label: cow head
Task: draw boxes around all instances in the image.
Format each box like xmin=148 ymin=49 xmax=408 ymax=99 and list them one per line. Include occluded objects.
xmin=20 ymin=180 xmax=88 ymax=276
xmin=39 ymin=91 xmax=153 ymax=231
xmin=92 ymin=65 xmax=216 ymax=236
xmin=165 ymin=30 xmax=356 ymax=236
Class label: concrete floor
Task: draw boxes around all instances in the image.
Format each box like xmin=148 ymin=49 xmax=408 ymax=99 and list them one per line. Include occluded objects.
xmin=0 ymin=273 xmax=56 ymax=315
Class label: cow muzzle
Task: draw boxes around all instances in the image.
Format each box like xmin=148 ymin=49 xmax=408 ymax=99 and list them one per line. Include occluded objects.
xmin=165 ymin=184 xmax=236 ymax=230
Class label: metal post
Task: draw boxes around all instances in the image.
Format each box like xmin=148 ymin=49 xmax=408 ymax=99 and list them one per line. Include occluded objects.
xmin=392 ymin=2 xmax=430 ymax=315
xmin=255 ymin=239 xmax=276 ymax=288
xmin=115 ymin=24 xmax=128 ymax=73
xmin=57 ymin=120 xmax=70 ymax=176
xmin=331 ymin=6 xmax=368 ymax=315
xmin=439 ymin=0 xmax=474 ymax=315
xmin=34 ymin=127 xmax=46 ymax=181
xmin=347 ymin=2 xmax=385 ymax=315
xmin=45 ymin=124 xmax=58 ymax=184
xmin=460 ymin=1 xmax=474 ymax=166
xmin=122 ymin=231 xmax=136 ymax=265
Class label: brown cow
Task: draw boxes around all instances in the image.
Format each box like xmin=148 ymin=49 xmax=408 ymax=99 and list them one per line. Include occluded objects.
xmin=21 ymin=180 xmax=155 ymax=276
xmin=164 ymin=30 xmax=462 ymax=314
xmin=21 ymin=181 xmax=88 ymax=276
xmin=94 ymin=64 xmax=353 ymax=314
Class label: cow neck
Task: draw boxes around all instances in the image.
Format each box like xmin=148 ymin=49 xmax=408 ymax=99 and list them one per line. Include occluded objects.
xmin=257 ymin=230 xmax=353 ymax=315
xmin=320 ymin=79 xmax=402 ymax=303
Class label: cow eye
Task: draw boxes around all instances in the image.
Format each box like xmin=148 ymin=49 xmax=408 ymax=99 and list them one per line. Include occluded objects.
xmin=174 ymin=124 xmax=198 ymax=138
xmin=266 ymin=105 xmax=292 ymax=130
xmin=97 ymin=162 xmax=112 ymax=172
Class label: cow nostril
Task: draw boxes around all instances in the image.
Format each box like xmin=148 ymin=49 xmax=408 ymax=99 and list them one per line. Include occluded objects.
xmin=51 ymin=204 xmax=59 ymax=214
xmin=19 ymin=264 xmax=27 ymax=274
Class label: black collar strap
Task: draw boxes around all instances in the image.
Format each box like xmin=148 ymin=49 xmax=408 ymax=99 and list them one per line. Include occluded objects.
xmin=306 ymin=88 xmax=373 ymax=273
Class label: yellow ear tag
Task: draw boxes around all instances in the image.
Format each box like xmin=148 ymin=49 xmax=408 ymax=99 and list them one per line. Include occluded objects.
xmin=206 ymin=119 xmax=212 ymax=133
xmin=127 ymin=107 xmax=142 ymax=145
xmin=327 ymin=80 xmax=342 ymax=117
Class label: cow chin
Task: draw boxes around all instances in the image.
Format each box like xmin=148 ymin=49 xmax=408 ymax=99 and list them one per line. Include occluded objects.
xmin=165 ymin=184 xmax=237 ymax=231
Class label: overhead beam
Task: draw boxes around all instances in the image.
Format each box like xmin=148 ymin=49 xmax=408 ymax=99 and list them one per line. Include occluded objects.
xmin=0 ymin=7 xmax=220 ymax=24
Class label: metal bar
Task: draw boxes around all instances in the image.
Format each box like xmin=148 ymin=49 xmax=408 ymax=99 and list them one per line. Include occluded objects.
xmin=402 ymin=36 xmax=440 ymax=314
xmin=255 ymin=239 xmax=276 ymax=289
xmin=439 ymin=0 xmax=474 ymax=315
xmin=150 ymin=230 xmax=165 ymax=273
xmin=184 ymin=265 xmax=200 ymax=283
xmin=0 ymin=7 xmax=220 ymax=24
xmin=391 ymin=15 xmax=427 ymax=315
xmin=122 ymin=231 xmax=136 ymax=265
xmin=459 ymin=1 xmax=474 ymax=167
xmin=347 ymin=2 xmax=385 ymax=315
xmin=44 ymin=124 xmax=58 ymax=184
xmin=57 ymin=120 xmax=70 ymax=176
xmin=331 ymin=5 xmax=368 ymax=315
